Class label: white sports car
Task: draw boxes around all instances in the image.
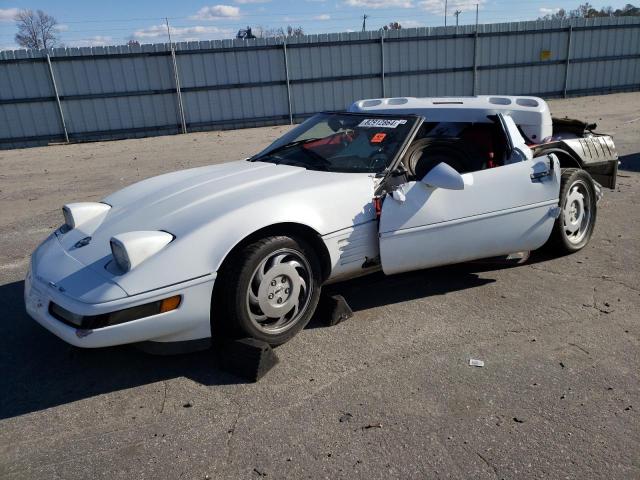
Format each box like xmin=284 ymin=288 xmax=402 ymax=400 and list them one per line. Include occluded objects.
xmin=25 ymin=96 xmax=618 ymax=353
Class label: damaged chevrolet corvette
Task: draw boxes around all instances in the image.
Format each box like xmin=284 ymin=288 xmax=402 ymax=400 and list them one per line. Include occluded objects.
xmin=25 ymin=96 xmax=618 ymax=352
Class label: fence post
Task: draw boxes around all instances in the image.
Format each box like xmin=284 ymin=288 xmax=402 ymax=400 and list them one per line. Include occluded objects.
xmin=170 ymin=46 xmax=187 ymax=134
xmin=380 ymin=32 xmax=386 ymax=97
xmin=563 ymin=25 xmax=573 ymax=98
xmin=282 ymin=40 xmax=293 ymax=125
xmin=472 ymin=28 xmax=479 ymax=95
xmin=46 ymin=54 xmax=69 ymax=143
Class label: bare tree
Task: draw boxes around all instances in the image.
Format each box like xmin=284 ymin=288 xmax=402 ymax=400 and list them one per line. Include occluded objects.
xmin=538 ymin=8 xmax=567 ymax=20
xmin=127 ymin=39 xmax=141 ymax=47
xmin=382 ymin=22 xmax=402 ymax=30
xmin=15 ymin=9 xmax=60 ymax=49
xmin=538 ymin=3 xmax=639 ymax=20
xmin=260 ymin=25 xmax=305 ymax=38
xmin=286 ymin=25 xmax=304 ymax=37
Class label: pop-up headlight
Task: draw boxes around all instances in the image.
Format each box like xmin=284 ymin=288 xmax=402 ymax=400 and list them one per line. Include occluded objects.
xmin=109 ymin=231 xmax=174 ymax=273
xmin=62 ymin=202 xmax=111 ymax=230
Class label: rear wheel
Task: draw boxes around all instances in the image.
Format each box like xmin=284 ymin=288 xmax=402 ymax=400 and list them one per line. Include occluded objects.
xmin=218 ymin=235 xmax=322 ymax=346
xmin=546 ymin=168 xmax=597 ymax=254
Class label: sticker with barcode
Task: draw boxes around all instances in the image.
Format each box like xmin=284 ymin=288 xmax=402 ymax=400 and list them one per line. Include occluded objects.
xmin=358 ymin=119 xmax=407 ymax=128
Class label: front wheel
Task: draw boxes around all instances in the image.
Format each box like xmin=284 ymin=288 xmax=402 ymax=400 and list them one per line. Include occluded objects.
xmin=546 ymin=168 xmax=597 ymax=254
xmin=218 ymin=235 xmax=322 ymax=346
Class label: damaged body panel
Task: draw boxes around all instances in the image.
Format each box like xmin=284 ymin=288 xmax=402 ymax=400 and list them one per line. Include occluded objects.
xmin=531 ymin=118 xmax=619 ymax=189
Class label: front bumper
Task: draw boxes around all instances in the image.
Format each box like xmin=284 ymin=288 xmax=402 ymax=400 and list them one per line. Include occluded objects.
xmin=25 ymin=259 xmax=216 ymax=349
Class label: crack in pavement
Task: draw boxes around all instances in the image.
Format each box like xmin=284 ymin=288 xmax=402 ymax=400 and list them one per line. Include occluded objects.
xmin=529 ymin=265 xmax=640 ymax=294
xmin=568 ymin=342 xmax=590 ymax=356
xmin=223 ymin=400 xmax=242 ymax=468
xmin=475 ymin=451 xmax=499 ymax=479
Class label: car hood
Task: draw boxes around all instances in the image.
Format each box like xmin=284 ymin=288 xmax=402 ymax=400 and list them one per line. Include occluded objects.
xmin=56 ymin=160 xmax=377 ymax=295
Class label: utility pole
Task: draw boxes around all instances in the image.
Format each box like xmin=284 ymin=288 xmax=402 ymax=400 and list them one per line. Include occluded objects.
xmin=475 ymin=3 xmax=479 ymax=28
xmin=165 ymin=17 xmax=187 ymax=134
xmin=454 ymin=10 xmax=462 ymax=27
xmin=444 ymin=0 xmax=448 ymax=26
xmin=362 ymin=13 xmax=368 ymax=32
xmin=165 ymin=17 xmax=172 ymax=46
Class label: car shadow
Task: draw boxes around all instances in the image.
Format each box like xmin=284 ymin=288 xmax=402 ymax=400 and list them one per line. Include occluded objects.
xmin=0 ymin=250 xmax=556 ymax=419
xmin=619 ymin=153 xmax=639 ymax=173
xmin=0 ymin=280 xmax=243 ymax=420
xmin=309 ymin=264 xmax=495 ymax=328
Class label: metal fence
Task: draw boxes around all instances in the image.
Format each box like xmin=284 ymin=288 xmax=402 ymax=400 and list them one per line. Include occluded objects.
xmin=1 ymin=16 xmax=639 ymax=149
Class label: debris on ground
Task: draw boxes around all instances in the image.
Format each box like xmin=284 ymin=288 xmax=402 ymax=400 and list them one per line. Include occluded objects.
xmin=339 ymin=412 xmax=353 ymax=423
xmin=362 ymin=423 xmax=383 ymax=430
xmin=469 ymin=358 xmax=485 ymax=367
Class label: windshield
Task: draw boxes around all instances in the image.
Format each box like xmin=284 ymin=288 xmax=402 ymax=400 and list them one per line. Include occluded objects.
xmin=249 ymin=112 xmax=418 ymax=173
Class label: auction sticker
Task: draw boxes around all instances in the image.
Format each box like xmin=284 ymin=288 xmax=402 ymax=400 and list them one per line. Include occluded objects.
xmin=371 ymin=133 xmax=387 ymax=143
xmin=358 ymin=119 xmax=407 ymax=128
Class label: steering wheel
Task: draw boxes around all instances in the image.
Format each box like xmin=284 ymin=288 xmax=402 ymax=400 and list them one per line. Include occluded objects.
xmin=340 ymin=129 xmax=355 ymax=148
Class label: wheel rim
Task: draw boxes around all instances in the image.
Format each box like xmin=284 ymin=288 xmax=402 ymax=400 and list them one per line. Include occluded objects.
xmin=245 ymin=248 xmax=313 ymax=334
xmin=562 ymin=179 xmax=592 ymax=245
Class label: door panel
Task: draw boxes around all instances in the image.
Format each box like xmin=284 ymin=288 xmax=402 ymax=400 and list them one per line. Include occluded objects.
xmin=379 ymin=155 xmax=560 ymax=275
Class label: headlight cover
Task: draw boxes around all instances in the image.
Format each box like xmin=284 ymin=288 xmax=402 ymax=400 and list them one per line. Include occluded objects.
xmin=109 ymin=231 xmax=174 ymax=273
xmin=62 ymin=202 xmax=111 ymax=230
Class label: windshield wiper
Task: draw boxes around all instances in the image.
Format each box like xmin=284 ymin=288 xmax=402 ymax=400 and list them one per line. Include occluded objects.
xmin=250 ymin=137 xmax=322 ymax=162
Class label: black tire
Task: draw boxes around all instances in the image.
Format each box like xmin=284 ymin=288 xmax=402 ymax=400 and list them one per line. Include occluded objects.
xmin=217 ymin=235 xmax=322 ymax=346
xmin=545 ymin=168 xmax=597 ymax=254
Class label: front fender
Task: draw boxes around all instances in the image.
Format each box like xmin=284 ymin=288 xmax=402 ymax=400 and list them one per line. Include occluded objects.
xmin=114 ymin=173 xmax=376 ymax=295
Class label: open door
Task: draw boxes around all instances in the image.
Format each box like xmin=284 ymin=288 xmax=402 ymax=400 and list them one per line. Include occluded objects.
xmin=379 ymin=115 xmax=561 ymax=275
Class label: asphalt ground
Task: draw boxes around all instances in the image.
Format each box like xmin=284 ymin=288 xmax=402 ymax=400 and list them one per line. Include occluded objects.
xmin=0 ymin=92 xmax=638 ymax=479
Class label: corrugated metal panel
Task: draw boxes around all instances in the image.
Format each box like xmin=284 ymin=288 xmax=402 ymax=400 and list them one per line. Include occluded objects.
xmin=387 ymin=71 xmax=473 ymax=97
xmin=1 ymin=16 xmax=639 ymax=148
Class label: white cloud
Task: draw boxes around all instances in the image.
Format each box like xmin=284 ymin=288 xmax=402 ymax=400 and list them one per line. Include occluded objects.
xmin=74 ymin=36 xmax=114 ymax=47
xmin=539 ymin=7 xmax=560 ymax=15
xmin=133 ymin=24 xmax=234 ymax=41
xmin=418 ymin=0 xmax=481 ymax=14
xmin=314 ymin=13 xmax=331 ymax=20
xmin=0 ymin=7 xmax=19 ymax=22
xmin=55 ymin=24 xmax=69 ymax=32
xmin=344 ymin=0 xmax=413 ymax=8
xmin=133 ymin=25 xmax=167 ymax=39
xmin=191 ymin=5 xmax=241 ymax=20
xmin=399 ymin=19 xmax=424 ymax=28
xmin=235 ymin=0 xmax=270 ymax=3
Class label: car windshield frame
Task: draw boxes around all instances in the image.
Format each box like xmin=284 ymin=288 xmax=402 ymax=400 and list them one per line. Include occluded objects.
xmin=248 ymin=112 xmax=422 ymax=174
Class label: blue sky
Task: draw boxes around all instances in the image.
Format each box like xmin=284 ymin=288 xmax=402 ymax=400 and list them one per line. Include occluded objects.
xmin=0 ymin=0 xmax=633 ymax=49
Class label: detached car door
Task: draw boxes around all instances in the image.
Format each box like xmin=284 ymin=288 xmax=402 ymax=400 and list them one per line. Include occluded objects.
xmin=379 ymin=114 xmax=561 ymax=275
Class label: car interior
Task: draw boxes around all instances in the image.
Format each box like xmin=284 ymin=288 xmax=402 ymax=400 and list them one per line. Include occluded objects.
xmin=399 ymin=120 xmax=511 ymax=181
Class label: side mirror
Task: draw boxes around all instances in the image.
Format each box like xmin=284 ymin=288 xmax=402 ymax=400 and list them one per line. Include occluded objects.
xmin=421 ymin=162 xmax=465 ymax=190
